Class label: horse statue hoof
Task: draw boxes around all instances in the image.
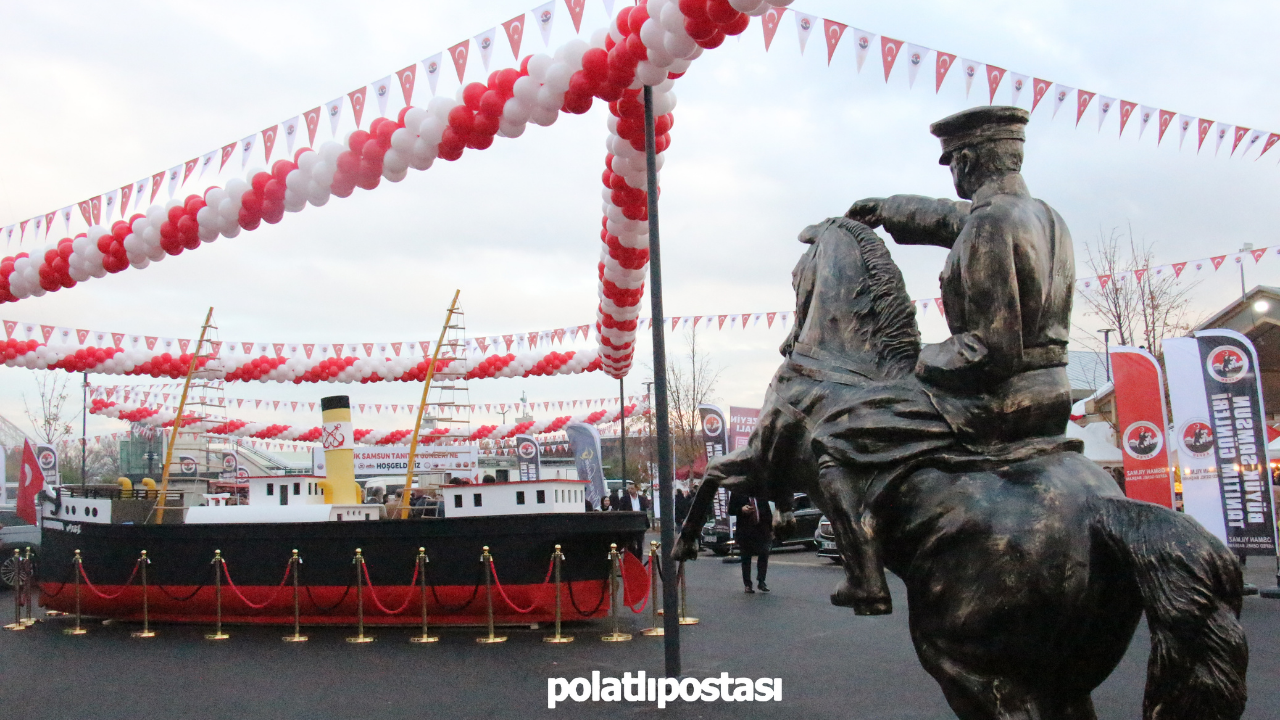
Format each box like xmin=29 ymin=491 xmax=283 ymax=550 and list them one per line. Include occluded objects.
xmin=672 ymin=536 xmax=700 ymax=562
xmin=830 ymin=581 xmax=892 ymax=615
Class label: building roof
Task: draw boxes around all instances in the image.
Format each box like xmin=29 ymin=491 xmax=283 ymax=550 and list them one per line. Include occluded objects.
xmin=1065 ymin=350 xmax=1108 ymax=394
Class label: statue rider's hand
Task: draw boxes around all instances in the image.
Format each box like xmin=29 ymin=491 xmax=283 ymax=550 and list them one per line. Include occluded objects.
xmin=845 ymin=198 xmax=885 ymax=229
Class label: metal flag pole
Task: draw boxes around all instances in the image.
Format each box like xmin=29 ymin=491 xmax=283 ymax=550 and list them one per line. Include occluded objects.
xmin=643 ymin=82 xmax=681 ymax=677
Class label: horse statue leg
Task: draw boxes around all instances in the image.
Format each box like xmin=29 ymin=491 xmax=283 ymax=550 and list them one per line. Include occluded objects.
xmin=673 ymin=449 xmax=757 ymax=562
xmin=817 ymin=454 xmax=892 ymax=615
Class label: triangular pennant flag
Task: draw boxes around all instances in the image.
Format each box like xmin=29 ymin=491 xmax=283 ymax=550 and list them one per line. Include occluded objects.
xmin=762 ymin=6 xmax=785 ymax=51
xmin=78 ymin=200 xmax=93 ymax=227
xmin=1158 ymin=110 xmax=1176 ymax=145
xmin=1213 ymin=122 xmax=1230 ymax=155
xmin=371 ymin=76 xmax=393 ymax=118
xmin=1118 ymin=101 xmax=1137 ymax=137
xmin=421 ymin=53 xmax=443 ymax=97
xmin=303 ymin=343 xmax=315 ymax=359
xmin=1251 ymin=247 xmax=1267 ymax=263
xmin=880 ymin=36 xmax=904 ymax=81
xmin=148 ymin=171 xmax=164 ymax=204
xmin=1031 ymin=78 xmax=1051 ymax=113
xmin=766 ymin=312 xmax=777 ymax=328
xmin=1172 ymin=262 xmax=1187 ymax=278
xmin=851 ymin=28 xmax=875 ymax=72
xmin=103 ymin=190 xmax=119 ymax=221
xmin=241 ymin=342 xmax=254 ymax=354
xmin=1175 ymin=114 xmax=1196 ymax=149
xmin=823 ymin=20 xmax=847 ymax=65
xmin=1096 ymin=96 xmax=1114 ymax=130
xmin=935 ymin=51 xmax=956 ymax=92
xmin=1134 ymin=268 xmax=1147 ymax=283
xmin=1259 ymin=133 xmax=1280 ymax=159
xmin=1008 ymin=72 xmax=1028 ymax=106
xmin=534 ymin=1 xmax=556 ymax=46
xmin=348 ymin=87 xmax=368 ymax=128
xmin=198 ymin=150 xmax=217 ymax=179
xmin=394 ymin=65 xmax=417 ymax=107
xmin=165 ymin=165 xmax=181 ymax=198
xmin=1052 ymin=85 xmax=1074 ymax=118
xmin=42 ymin=212 xmax=54 ymax=239
xmin=564 ymin=0 xmax=585 ymax=33
xmin=273 ymin=343 xmax=285 ymax=357
xmin=1075 ymin=90 xmax=1095 ymax=126
xmin=1231 ymin=126 xmax=1250 ymax=156
xmin=178 ymin=158 xmax=197 ymax=188
xmin=960 ymin=59 xmax=982 ymax=98
xmin=502 ymin=15 xmax=525 ymax=59
xmin=281 ymin=116 xmax=299 ymax=156
xmin=449 ymin=41 xmax=470 ymax=83
xmin=794 ymin=12 xmax=815 ymax=55
xmin=986 ymin=65 xmax=1006 ymax=104
xmin=325 ymin=97 xmax=344 ymax=136
xmin=1243 ymin=129 xmax=1266 ymax=157
xmin=473 ymin=29 xmax=497 ymax=72
xmin=239 ymin=135 xmax=256 ymax=169
xmin=303 ymin=107 xmax=321 ymax=147
xmin=904 ymin=44 xmax=928 ymax=88
xmin=61 ymin=206 xmax=74 ymax=231
xmin=219 ymin=142 xmax=237 ymax=172
xmin=391 ymin=342 xmax=402 ymax=356
xmin=1196 ymin=118 xmax=1213 ymax=152
xmin=261 ymin=125 xmax=278 ymax=164
xmin=1137 ymin=105 xmax=1155 ymax=139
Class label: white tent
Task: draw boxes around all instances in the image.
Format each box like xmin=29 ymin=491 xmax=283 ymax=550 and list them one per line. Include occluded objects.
xmin=1065 ymin=421 xmax=1122 ymax=467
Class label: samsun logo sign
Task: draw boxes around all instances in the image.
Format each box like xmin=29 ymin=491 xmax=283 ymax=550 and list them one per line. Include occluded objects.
xmin=1123 ymin=421 xmax=1163 ymax=461
xmin=1206 ymin=346 xmax=1248 ymax=383
xmin=518 ymin=440 xmax=537 ymax=459
xmin=702 ymin=413 xmax=722 ymax=438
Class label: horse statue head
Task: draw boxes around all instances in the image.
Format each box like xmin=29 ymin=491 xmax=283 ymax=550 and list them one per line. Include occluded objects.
xmin=783 ymin=217 xmax=921 ymax=381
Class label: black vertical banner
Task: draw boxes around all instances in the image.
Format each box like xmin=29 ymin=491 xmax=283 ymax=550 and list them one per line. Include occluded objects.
xmin=515 ymin=434 xmax=541 ymax=482
xmin=698 ymin=404 xmax=731 ymax=528
xmin=1195 ymin=329 xmax=1279 ymax=555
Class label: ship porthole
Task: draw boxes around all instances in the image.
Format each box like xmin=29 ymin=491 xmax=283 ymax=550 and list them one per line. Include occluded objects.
xmin=92 ymin=507 xmax=99 ymax=517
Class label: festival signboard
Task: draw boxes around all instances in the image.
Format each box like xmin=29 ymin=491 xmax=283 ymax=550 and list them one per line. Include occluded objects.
xmin=35 ymin=443 xmax=59 ymax=485
xmin=728 ymin=406 xmax=760 ymax=451
xmin=1164 ymin=330 xmax=1279 ymax=555
xmin=311 ymin=445 xmax=478 ymax=480
xmin=515 ymin=434 xmax=541 ymax=481
xmin=220 ymin=450 xmax=240 ymax=480
xmin=1108 ymin=346 xmax=1175 ymax=508
xmin=699 ymin=404 xmax=732 ymax=530
xmin=565 ymin=422 xmax=606 ymax=509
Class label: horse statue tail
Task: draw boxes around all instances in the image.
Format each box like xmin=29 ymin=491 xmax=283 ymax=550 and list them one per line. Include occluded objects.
xmin=1091 ymin=495 xmax=1248 ymax=720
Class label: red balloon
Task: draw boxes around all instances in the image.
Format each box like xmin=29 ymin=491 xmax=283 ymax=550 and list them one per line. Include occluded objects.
xmin=336 ymin=151 xmax=362 ymax=177
xmin=373 ymin=119 xmax=396 ymax=144
xmin=184 ymin=196 xmax=206 ymax=215
xmin=595 ymin=83 xmax=626 ymax=102
xmin=479 ymin=90 xmax=505 ymax=117
xmin=112 ymin=220 xmax=130 ymax=237
xmin=462 ymin=82 xmax=487 ymax=111
xmin=177 ymin=215 xmax=198 ymax=238
xmin=696 ymin=29 xmax=727 ymax=49
xmin=654 ymin=114 xmax=674 ymax=135
xmin=347 ymin=130 xmax=370 ymax=152
xmin=294 ymin=147 xmax=313 ymax=163
xmin=684 ymin=15 xmax=717 ymax=41
xmin=272 ymin=160 xmax=296 ymax=181
xmin=397 ymin=106 xmax=413 ymax=125
xmin=679 ymin=0 xmax=710 ymax=21
xmin=159 ymin=221 xmax=178 ymax=241
xmin=251 ymin=171 xmax=272 ymax=195
xmin=472 ymin=113 xmax=501 ymax=137
xmin=496 ymin=68 xmax=521 ymax=97
xmin=628 ymin=5 xmax=650 ymax=33
xmin=616 ymin=93 xmax=645 ymax=119
xmin=467 ymin=133 xmax=494 ymax=151
xmin=263 ymin=179 xmax=286 ymax=203
xmin=581 ymin=48 xmax=610 ymax=83
xmin=167 ymin=205 xmax=185 ymax=225
xmin=447 ymin=105 xmax=476 ymax=135
xmin=723 ymin=12 xmax=750 ymax=36
xmin=97 ymin=236 xmax=114 ymax=254
xmin=237 ymin=207 xmax=261 ymax=231
xmin=239 ymin=191 xmax=263 ymax=216
xmin=438 ymin=127 xmax=466 ymax=161
xmin=706 ymin=0 xmax=738 ymax=25
xmin=616 ymin=6 xmax=633 ymax=33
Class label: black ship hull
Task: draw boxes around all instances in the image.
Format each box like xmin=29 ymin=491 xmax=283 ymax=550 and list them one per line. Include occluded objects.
xmin=37 ymin=512 xmax=648 ymax=625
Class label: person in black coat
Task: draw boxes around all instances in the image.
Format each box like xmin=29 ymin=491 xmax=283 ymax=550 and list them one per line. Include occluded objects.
xmin=729 ymin=490 xmax=772 ymax=593
xmin=674 ymin=487 xmax=692 ymax=525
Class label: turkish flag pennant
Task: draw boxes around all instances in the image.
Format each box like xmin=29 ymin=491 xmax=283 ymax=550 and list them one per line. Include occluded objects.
xmin=823 ymin=19 xmax=847 ymax=65
xmin=502 ymin=15 xmax=525 ymax=59
xmin=1210 ymin=255 xmax=1227 ymax=270
xmin=303 ymin=107 xmax=321 ymax=147
xmin=89 ymin=195 xmax=103 ymax=225
xmin=303 ymin=343 xmax=315 ymax=359
xmin=935 ymin=51 xmax=956 ymax=92
xmin=178 ymin=338 xmax=190 ymax=353
xmin=1097 ymin=275 xmax=1111 ymax=289
xmin=78 ymin=201 xmax=93 ymax=226
xmin=1134 ymin=268 xmax=1147 ymax=283
xmin=577 ymin=324 xmax=590 ymax=339
xmin=1259 ymin=133 xmax=1280 ymax=160
xmin=181 ymin=157 xmax=198 ymax=186
xmin=1231 ymin=126 xmax=1250 ymax=156
xmin=120 ymin=184 xmax=133 ymax=213
xmin=1157 ymin=110 xmax=1176 ymax=145
xmin=395 ymin=65 xmax=417 ymax=107
xmin=1075 ymin=90 xmax=1095 ymax=126
xmin=986 ymin=65 xmax=1006 ymax=104
xmin=1252 ymin=248 xmax=1267 ymax=263
xmin=150 ymin=171 xmax=165 ymax=203
xmin=1118 ymin=101 xmax=1138 ymax=136
xmin=16 ymin=440 xmax=44 ymax=525
xmin=563 ymin=0 xmax=585 ymax=33
xmin=273 ymin=343 xmax=285 ymax=357
xmin=1031 ymin=78 xmax=1051 ymax=113
xmin=362 ymin=343 xmax=374 ymax=356
xmin=2 ymin=320 xmax=15 ymax=338
xmin=261 ymin=125 xmax=278 ymax=163
xmin=42 ymin=211 xmax=54 ymax=239
xmin=761 ymin=6 xmax=785 ymax=51
xmin=1172 ymin=262 xmax=1187 ymax=278
xmin=219 ymin=142 xmax=237 ymax=172
xmin=348 ymin=87 xmax=367 ymax=128
xmin=112 ymin=332 xmax=125 ymax=348
xmin=1196 ymin=118 xmax=1213 ymax=152
xmin=240 ymin=342 xmax=254 ymax=354
xmin=39 ymin=325 xmax=54 ymax=342
xmin=144 ymin=335 xmax=158 ymax=350
xmin=449 ymin=40 xmax=470 ymax=83
xmin=391 ymin=342 xmax=402 ymax=356
xmin=880 ymin=36 xmax=904 ymax=81
xmin=766 ymin=312 xmax=777 ymax=328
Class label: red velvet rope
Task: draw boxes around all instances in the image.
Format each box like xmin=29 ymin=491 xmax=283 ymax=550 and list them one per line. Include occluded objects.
xmin=77 ymin=559 xmax=140 ymax=600
xmin=220 ymin=559 xmax=292 ymax=610
xmin=359 ymin=560 xmax=421 ymax=615
xmin=488 ymin=556 xmax=555 ymax=614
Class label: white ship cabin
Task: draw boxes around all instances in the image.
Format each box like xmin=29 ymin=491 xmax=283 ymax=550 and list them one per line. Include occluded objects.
xmin=442 ymin=480 xmax=588 ymax=518
xmin=185 ymin=475 xmax=385 ymax=524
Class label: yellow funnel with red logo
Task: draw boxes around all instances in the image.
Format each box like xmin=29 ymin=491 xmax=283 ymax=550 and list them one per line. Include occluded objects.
xmin=317 ymin=395 xmax=361 ymax=504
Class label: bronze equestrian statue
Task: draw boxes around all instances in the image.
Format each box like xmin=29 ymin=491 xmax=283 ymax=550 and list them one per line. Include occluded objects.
xmin=675 ymin=106 xmax=1247 ymax=720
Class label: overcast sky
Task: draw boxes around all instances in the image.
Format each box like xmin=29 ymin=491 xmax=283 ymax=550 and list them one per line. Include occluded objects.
xmin=1 ymin=0 xmax=1277 ymax=444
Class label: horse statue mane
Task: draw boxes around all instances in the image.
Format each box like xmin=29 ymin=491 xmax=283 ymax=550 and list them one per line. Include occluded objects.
xmin=783 ymin=217 xmax=920 ymax=380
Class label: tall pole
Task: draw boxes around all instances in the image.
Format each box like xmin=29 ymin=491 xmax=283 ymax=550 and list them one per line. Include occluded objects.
xmin=401 ymin=290 xmax=461 ymax=518
xmin=643 ymin=84 xmax=680 ymax=677
xmin=155 ymin=306 xmax=214 ymax=524
xmin=80 ymin=370 xmax=88 ymax=485
xmin=1100 ymin=328 xmax=1114 ymax=382
xmin=618 ymin=377 xmax=626 ymax=487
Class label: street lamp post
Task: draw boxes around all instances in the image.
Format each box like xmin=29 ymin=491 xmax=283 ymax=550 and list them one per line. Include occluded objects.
xmin=1100 ymin=329 xmax=1115 ymax=382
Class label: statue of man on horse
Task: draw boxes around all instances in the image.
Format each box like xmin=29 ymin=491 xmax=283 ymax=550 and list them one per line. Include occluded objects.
xmin=674 ymin=106 xmax=1248 ymax=720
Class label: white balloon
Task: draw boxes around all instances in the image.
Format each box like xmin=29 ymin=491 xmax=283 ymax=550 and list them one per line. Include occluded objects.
xmin=561 ymin=39 xmax=589 ymax=66
xmin=389 ymin=127 xmax=415 ymax=153
xmin=536 ymin=86 xmax=565 ymax=111
xmin=645 ymin=42 xmax=675 ymax=70
xmin=729 ymin=0 xmax=764 ymax=11
xmin=142 ymin=227 xmax=161 ymax=246
xmin=129 ymin=257 xmax=150 ymax=269
xmin=502 ymin=97 xmax=531 ymax=125
xmin=499 ymin=120 xmax=526 ymax=138
xmin=590 ymin=28 xmax=610 ymax=48
xmin=660 ymin=3 xmax=687 ymax=32
xmin=530 ymin=105 xmax=559 ymax=127
xmin=635 ymin=61 xmax=667 ymax=86
xmin=544 ymin=62 xmax=574 ymax=92
xmin=382 ymin=149 xmax=409 ymax=174
xmin=403 ymin=107 xmax=427 ymax=129
xmin=296 ymin=151 xmax=319 ymax=173
xmin=664 ymin=31 xmax=697 ymax=59
xmin=383 ymin=166 xmax=408 ymax=183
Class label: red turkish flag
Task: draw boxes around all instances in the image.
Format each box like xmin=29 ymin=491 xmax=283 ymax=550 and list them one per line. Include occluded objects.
xmin=303 ymin=107 xmax=321 ymax=147
xmin=40 ymin=325 xmax=55 ymax=342
xmin=16 ymin=440 xmax=44 ymax=525
xmin=3 ymin=320 xmax=15 ymax=338
xmin=303 ymin=343 xmax=315 ymax=359
xmin=1097 ymin=275 xmax=1111 ymax=290
xmin=112 ymin=332 xmax=125 ymax=348
xmin=1157 ymin=110 xmax=1175 ymax=145
xmin=563 ymin=0 xmax=585 ymax=33
xmin=1118 ymin=101 xmax=1137 ymax=136
xmin=761 ymin=6 xmax=785 ymax=51
xmin=182 ymin=157 xmax=199 ymax=185
xmin=501 ymin=15 xmax=525 ymax=59
xmin=1031 ymin=78 xmax=1052 ymax=113
xmin=1210 ymin=255 xmax=1227 ymax=270
xmin=1172 ymin=262 xmax=1187 ymax=278
xmin=449 ymin=40 xmax=470 ymax=82
xmin=395 ymin=65 xmax=417 ymax=106
xmin=1196 ymin=118 xmax=1213 ymax=152
xmin=766 ymin=312 xmax=777 ymax=328
xmin=348 ymin=87 xmax=367 ymax=128
xmin=1134 ymin=268 xmax=1147 ymax=283
xmin=90 ymin=196 xmax=102 ymax=224
xmin=823 ymin=19 xmax=846 ymax=65
xmin=273 ymin=343 xmax=285 ymax=357
xmin=985 ymin=65 xmax=1006 ymax=104
xmin=1231 ymin=126 xmax=1250 ymax=156
xmin=1251 ymin=248 xmax=1266 ymax=263
xmin=77 ymin=200 xmax=93 ymax=226
xmin=1260 ymin=133 xmax=1280 ymax=159
xmin=880 ymin=36 xmax=904 ymax=81
xmin=1075 ymin=90 xmax=1095 ymax=126
xmin=391 ymin=342 xmax=402 ymax=356
xmin=119 ymin=184 xmax=134 ymax=214
xmin=220 ymin=142 xmax=237 ymax=171
xmin=935 ymin=52 xmax=956 ymax=92
xmin=362 ymin=343 xmax=374 ymax=356
xmin=150 ymin=171 xmax=165 ymax=203
xmin=261 ymin=125 xmax=279 ymax=163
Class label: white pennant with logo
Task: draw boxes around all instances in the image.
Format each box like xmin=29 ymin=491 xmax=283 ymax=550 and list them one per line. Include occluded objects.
xmin=905 ymin=44 xmax=929 ymax=88
xmin=281 ymin=116 xmax=299 ymax=155
xmin=325 ymin=97 xmax=344 ymax=137
xmin=960 ymin=59 xmax=981 ymax=99
xmin=474 ymin=28 xmax=497 ymax=72
xmin=794 ymin=12 xmax=815 ymax=55
xmin=371 ymin=76 xmax=393 ymax=117
xmin=1051 ymin=85 xmax=1074 ymax=119
xmin=533 ymin=1 xmax=556 ymax=47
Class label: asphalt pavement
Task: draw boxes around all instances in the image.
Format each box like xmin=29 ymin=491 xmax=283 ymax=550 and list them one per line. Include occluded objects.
xmin=0 ymin=544 xmax=1276 ymax=720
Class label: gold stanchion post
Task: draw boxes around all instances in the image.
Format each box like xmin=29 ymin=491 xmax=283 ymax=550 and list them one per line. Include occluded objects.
xmin=410 ymin=547 xmax=438 ymax=644
xmin=641 ymin=541 xmax=663 ymax=636
xmin=283 ymin=550 xmax=307 ymax=643
xmin=476 ymin=546 xmax=507 ymax=644
xmin=131 ymin=550 xmax=155 ymax=638
xmin=543 ymin=544 xmax=573 ymax=644
xmin=4 ymin=550 xmax=25 ymax=630
xmin=20 ymin=548 xmax=36 ymax=626
xmin=678 ymin=561 xmax=699 ymax=625
xmin=64 ymin=550 xmax=87 ymax=636
xmin=601 ymin=543 xmax=631 ymax=642
xmin=206 ymin=550 xmax=229 ymax=641
xmin=347 ymin=548 xmax=374 ymax=643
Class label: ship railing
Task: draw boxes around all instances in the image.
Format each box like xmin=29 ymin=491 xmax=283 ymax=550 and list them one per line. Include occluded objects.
xmin=57 ymin=486 xmax=186 ymax=504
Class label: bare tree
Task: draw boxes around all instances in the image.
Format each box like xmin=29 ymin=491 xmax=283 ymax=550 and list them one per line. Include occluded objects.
xmin=1076 ymin=226 xmax=1201 ymax=359
xmin=23 ymin=371 xmax=77 ymax=445
xmin=663 ymin=326 xmax=722 ymax=472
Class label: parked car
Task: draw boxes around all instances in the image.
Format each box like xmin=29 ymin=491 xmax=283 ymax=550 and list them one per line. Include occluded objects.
xmin=701 ymin=493 xmax=823 ymax=556
xmin=815 ymin=516 xmax=840 ymax=562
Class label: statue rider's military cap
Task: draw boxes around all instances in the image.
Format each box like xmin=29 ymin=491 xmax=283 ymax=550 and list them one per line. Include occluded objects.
xmin=930 ymin=106 xmax=1029 ymax=165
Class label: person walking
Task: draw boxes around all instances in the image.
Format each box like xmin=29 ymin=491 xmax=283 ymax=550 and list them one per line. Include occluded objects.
xmin=729 ymin=490 xmax=772 ymax=593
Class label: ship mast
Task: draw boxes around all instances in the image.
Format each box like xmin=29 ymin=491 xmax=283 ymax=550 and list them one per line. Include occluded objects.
xmin=400 ymin=290 xmax=462 ymax=518
xmin=153 ymin=307 xmax=215 ymax=524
